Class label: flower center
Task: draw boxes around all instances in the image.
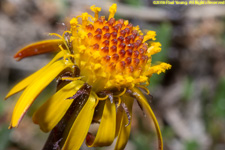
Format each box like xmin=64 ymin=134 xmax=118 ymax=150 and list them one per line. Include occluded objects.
xmin=85 ymin=17 xmax=149 ymax=77
xmin=64 ymin=4 xmax=170 ymax=92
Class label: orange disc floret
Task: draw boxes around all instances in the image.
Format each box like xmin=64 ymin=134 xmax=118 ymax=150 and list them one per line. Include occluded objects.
xmin=85 ymin=17 xmax=148 ymax=73
xmin=68 ymin=4 xmax=171 ymax=91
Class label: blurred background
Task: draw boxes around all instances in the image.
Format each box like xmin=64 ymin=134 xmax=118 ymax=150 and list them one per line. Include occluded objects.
xmin=0 ymin=0 xmax=225 ymax=150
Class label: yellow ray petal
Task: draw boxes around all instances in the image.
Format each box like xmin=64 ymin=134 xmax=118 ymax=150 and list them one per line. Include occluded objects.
xmin=14 ymin=39 xmax=63 ymax=61
xmin=115 ymin=95 xmax=134 ymax=150
xmin=62 ymin=93 xmax=96 ymax=150
xmin=32 ymin=80 xmax=85 ymax=133
xmin=130 ymin=87 xmax=163 ymax=150
xmin=9 ymin=60 xmax=68 ymax=128
xmin=87 ymin=99 xmax=116 ymax=147
xmin=5 ymin=51 xmax=64 ymax=100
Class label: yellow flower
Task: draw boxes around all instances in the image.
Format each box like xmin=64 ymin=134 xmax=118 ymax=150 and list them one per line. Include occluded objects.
xmin=5 ymin=4 xmax=171 ymax=150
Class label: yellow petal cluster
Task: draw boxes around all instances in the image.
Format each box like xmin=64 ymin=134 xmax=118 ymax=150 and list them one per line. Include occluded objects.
xmin=5 ymin=3 xmax=171 ymax=150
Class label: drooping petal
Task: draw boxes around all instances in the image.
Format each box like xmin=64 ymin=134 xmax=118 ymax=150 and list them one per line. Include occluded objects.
xmin=87 ymin=99 xmax=116 ymax=147
xmin=5 ymin=51 xmax=64 ymax=100
xmin=14 ymin=39 xmax=63 ymax=61
xmin=9 ymin=60 xmax=68 ymax=128
xmin=62 ymin=93 xmax=96 ymax=150
xmin=115 ymin=94 xmax=134 ymax=150
xmin=130 ymin=87 xmax=163 ymax=150
xmin=32 ymin=80 xmax=85 ymax=133
xmin=42 ymin=83 xmax=92 ymax=150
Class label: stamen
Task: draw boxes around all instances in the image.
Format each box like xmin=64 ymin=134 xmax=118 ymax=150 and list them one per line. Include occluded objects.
xmin=97 ymin=95 xmax=109 ymax=100
xmin=108 ymin=4 xmax=117 ymax=20
xmin=58 ymin=45 xmax=74 ymax=63
xmin=136 ymin=85 xmax=150 ymax=95
xmin=49 ymin=33 xmax=63 ymax=39
xmin=114 ymin=88 xmax=127 ymax=97
xmin=147 ymin=42 xmax=162 ymax=56
xmin=62 ymin=31 xmax=71 ymax=39
xmin=93 ymin=92 xmax=109 ymax=108
xmin=145 ymin=63 xmax=172 ymax=75
xmin=117 ymin=97 xmax=121 ymax=107
xmin=143 ymin=31 xmax=156 ymax=42
xmin=90 ymin=5 xmax=101 ymax=20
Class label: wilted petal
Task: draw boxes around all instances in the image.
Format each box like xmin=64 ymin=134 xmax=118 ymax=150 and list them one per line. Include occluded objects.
xmin=33 ymin=80 xmax=85 ymax=132
xmin=5 ymin=51 xmax=64 ymax=100
xmin=14 ymin=39 xmax=63 ymax=61
xmin=115 ymin=94 xmax=133 ymax=150
xmin=62 ymin=93 xmax=96 ymax=150
xmin=9 ymin=60 xmax=68 ymax=128
xmin=87 ymin=99 xmax=116 ymax=147
xmin=131 ymin=87 xmax=163 ymax=150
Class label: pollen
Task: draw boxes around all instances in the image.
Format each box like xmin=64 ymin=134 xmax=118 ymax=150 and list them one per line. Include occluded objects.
xmin=66 ymin=4 xmax=171 ymax=91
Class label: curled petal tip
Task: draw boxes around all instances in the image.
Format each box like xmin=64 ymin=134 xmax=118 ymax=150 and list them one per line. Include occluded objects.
xmin=13 ymin=39 xmax=63 ymax=61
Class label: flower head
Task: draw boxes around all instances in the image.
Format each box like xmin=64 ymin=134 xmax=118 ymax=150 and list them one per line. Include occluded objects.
xmin=5 ymin=4 xmax=171 ymax=150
